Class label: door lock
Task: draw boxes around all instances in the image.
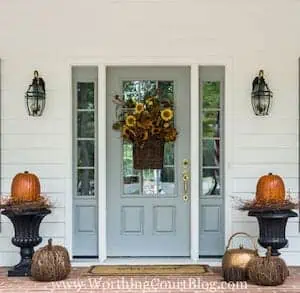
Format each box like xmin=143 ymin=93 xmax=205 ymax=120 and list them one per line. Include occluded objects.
xmin=182 ymin=159 xmax=189 ymax=202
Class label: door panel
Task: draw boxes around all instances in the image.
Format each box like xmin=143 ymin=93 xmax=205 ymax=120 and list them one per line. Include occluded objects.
xmin=72 ymin=67 xmax=98 ymax=257
xmin=199 ymin=66 xmax=225 ymax=256
xmin=107 ymin=67 xmax=190 ymax=256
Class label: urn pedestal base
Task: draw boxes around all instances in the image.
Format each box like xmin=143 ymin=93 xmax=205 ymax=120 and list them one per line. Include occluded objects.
xmin=1 ymin=208 xmax=51 ymax=276
xmin=248 ymin=209 xmax=297 ymax=256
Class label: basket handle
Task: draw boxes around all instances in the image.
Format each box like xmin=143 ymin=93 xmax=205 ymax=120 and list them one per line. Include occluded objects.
xmin=225 ymin=232 xmax=257 ymax=251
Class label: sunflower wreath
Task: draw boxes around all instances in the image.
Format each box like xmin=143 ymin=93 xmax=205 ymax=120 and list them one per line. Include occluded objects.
xmin=112 ymin=93 xmax=177 ymax=147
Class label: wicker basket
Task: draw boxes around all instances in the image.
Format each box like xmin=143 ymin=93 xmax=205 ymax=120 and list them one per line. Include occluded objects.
xmin=133 ymin=137 xmax=164 ymax=169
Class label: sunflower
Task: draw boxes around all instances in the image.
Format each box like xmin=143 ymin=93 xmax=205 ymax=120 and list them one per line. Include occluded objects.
xmin=123 ymin=125 xmax=136 ymax=137
xmin=135 ymin=103 xmax=144 ymax=114
xmin=126 ymin=115 xmax=136 ymax=127
xmin=122 ymin=126 xmax=131 ymax=140
xmin=161 ymin=108 xmax=173 ymax=121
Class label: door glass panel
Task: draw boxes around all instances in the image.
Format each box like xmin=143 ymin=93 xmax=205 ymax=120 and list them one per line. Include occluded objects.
xmin=77 ymin=82 xmax=95 ymax=109
xmin=77 ymin=112 xmax=95 ymax=138
xmin=121 ymin=80 xmax=176 ymax=197
xmin=201 ymin=79 xmax=221 ymax=198
xmin=160 ymin=167 xmax=175 ymax=194
xmin=123 ymin=143 xmax=140 ymax=195
xmin=76 ymin=81 xmax=96 ymax=197
xmin=203 ymin=111 xmax=220 ymax=137
xmin=78 ymin=140 xmax=95 ymax=167
xmin=164 ymin=142 xmax=175 ymax=165
xmin=123 ymin=80 xmax=157 ymax=103
xmin=202 ymin=139 xmax=220 ymax=167
xmin=77 ymin=169 xmax=95 ymax=196
xmin=158 ymin=81 xmax=174 ymax=103
xmin=202 ymin=81 xmax=220 ymax=109
xmin=202 ymin=168 xmax=220 ymax=195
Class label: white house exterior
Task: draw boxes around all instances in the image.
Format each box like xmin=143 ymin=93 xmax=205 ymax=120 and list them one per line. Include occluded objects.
xmin=0 ymin=0 xmax=299 ymax=266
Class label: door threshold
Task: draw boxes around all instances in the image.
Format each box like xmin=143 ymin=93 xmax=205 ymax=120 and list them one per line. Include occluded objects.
xmin=72 ymin=257 xmax=222 ymax=267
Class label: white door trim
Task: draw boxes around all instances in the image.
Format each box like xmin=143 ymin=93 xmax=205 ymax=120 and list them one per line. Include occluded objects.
xmin=65 ymin=57 xmax=234 ymax=264
xmin=98 ymin=64 xmax=107 ymax=262
xmin=190 ymin=64 xmax=200 ymax=260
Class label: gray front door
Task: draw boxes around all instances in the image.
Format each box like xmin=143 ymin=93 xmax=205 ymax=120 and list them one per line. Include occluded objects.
xmin=107 ymin=67 xmax=190 ymax=257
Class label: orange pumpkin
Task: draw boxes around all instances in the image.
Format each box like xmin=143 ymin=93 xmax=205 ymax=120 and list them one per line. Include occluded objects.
xmin=256 ymin=173 xmax=285 ymax=204
xmin=11 ymin=171 xmax=41 ymax=202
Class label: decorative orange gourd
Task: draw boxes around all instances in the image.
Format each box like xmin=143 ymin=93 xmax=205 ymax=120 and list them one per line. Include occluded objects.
xmin=11 ymin=171 xmax=41 ymax=202
xmin=256 ymin=173 xmax=285 ymax=204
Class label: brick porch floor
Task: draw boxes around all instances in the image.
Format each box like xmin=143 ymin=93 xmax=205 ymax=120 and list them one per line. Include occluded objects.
xmin=0 ymin=267 xmax=300 ymax=292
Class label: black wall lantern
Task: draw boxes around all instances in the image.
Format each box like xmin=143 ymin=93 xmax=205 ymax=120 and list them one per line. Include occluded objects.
xmin=251 ymin=70 xmax=273 ymax=116
xmin=25 ymin=71 xmax=46 ymax=116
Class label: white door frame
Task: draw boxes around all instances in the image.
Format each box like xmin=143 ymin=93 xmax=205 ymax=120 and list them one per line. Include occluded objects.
xmin=65 ymin=58 xmax=234 ymax=264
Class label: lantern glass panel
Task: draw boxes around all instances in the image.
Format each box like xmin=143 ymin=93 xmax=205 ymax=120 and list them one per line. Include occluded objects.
xmin=25 ymin=84 xmax=46 ymax=116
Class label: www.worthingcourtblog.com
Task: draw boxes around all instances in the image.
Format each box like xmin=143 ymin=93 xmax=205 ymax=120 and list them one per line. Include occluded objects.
xmin=51 ymin=277 xmax=248 ymax=292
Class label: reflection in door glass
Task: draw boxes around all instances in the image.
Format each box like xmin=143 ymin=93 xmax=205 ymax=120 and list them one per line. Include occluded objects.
xmin=77 ymin=169 xmax=95 ymax=196
xmin=202 ymin=168 xmax=220 ymax=195
xmin=77 ymin=112 xmax=95 ymax=138
xmin=123 ymin=143 xmax=140 ymax=195
xmin=202 ymin=111 xmax=220 ymax=137
xmin=121 ymin=80 xmax=175 ymax=196
xmin=77 ymin=140 xmax=95 ymax=167
xmin=77 ymin=82 xmax=95 ymax=109
xmin=202 ymin=81 xmax=220 ymax=109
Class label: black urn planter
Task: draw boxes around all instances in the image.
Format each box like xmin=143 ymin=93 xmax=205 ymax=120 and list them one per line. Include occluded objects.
xmin=248 ymin=209 xmax=297 ymax=256
xmin=1 ymin=208 xmax=51 ymax=277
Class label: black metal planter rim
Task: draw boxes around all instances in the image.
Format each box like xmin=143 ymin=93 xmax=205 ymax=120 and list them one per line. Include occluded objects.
xmin=248 ymin=209 xmax=298 ymax=218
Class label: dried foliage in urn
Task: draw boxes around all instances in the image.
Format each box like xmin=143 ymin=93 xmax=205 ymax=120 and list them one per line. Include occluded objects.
xmin=238 ymin=198 xmax=298 ymax=212
xmin=247 ymin=247 xmax=289 ymax=286
xmin=0 ymin=195 xmax=51 ymax=213
xmin=31 ymin=239 xmax=71 ymax=281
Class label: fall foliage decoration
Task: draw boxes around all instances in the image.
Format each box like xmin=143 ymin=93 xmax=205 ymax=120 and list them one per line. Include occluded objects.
xmin=11 ymin=171 xmax=41 ymax=202
xmin=112 ymin=93 xmax=177 ymax=147
xmin=256 ymin=173 xmax=285 ymax=204
xmin=247 ymin=247 xmax=289 ymax=286
xmin=31 ymin=239 xmax=71 ymax=281
xmin=0 ymin=195 xmax=50 ymax=213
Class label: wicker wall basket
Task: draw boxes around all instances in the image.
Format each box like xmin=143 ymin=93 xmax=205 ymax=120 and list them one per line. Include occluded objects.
xmin=133 ymin=137 xmax=164 ymax=169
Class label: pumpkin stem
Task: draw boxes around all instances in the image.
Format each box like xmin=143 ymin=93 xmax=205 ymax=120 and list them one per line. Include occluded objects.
xmin=48 ymin=238 xmax=53 ymax=249
xmin=267 ymin=246 xmax=272 ymax=258
xmin=24 ymin=171 xmax=29 ymax=174
xmin=268 ymin=172 xmax=273 ymax=175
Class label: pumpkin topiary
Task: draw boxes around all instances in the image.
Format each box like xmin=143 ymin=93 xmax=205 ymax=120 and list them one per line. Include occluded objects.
xmin=11 ymin=171 xmax=41 ymax=202
xmin=256 ymin=173 xmax=285 ymax=204
xmin=31 ymin=239 xmax=71 ymax=281
xmin=247 ymin=247 xmax=289 ymax=286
